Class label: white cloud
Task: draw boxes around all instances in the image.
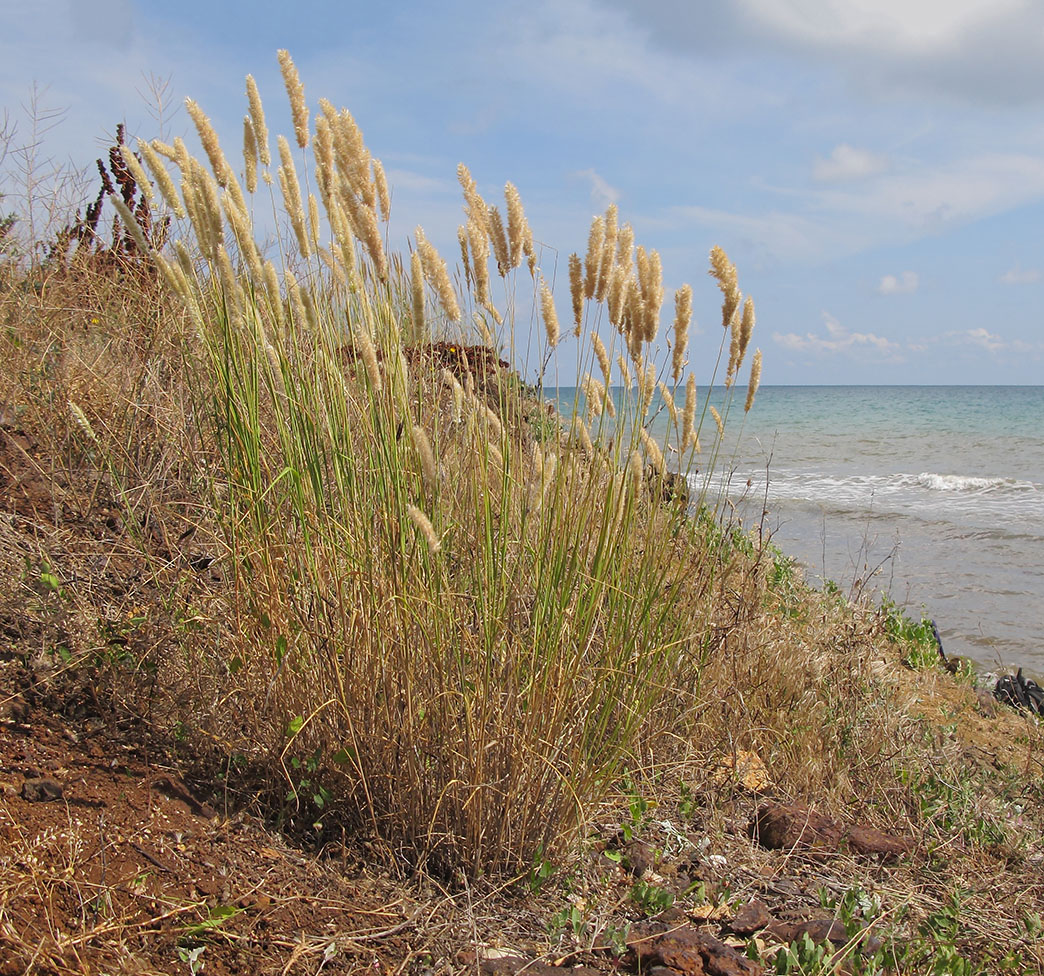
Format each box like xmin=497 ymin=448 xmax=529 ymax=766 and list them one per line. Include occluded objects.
xmin=773 ymin=312 xmax=903 ymax=359
xmin=813 ymin=143 xmax=888 ymax=182
xmin=878 ymin=271 xmax=919 ymax=294
xmin=999 ymin=265 xmax=1041 ymax=285
xmin=576 ymin=168 xmax=620 ymax=210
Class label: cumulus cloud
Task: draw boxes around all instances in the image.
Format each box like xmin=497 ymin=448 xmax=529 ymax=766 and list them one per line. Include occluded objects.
xmin=813 ymin=144 xmax=889 ymax=182
xmin=878 ymin=271 xmax=919 ymax=294
xmin=576 ymin=168 xmax=620 ymax=210
xmin=597 ymin=0 xmax=1044 ymax=105
xmin=773 ymin=312 xmax=902 ymax=359
xmin=999 ymin=265 xmax=1041 ymax=285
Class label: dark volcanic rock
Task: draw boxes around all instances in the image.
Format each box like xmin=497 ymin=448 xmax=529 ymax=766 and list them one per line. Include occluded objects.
xmin=750 ymin=801 xmax=841 ymax=851
xmin=629 ymin=922 xmax=764 ymax=976
xmin=729 ymin=899 xmax=773 ymax=936
xmin=21 ymin=777 xmax=63 ymax=802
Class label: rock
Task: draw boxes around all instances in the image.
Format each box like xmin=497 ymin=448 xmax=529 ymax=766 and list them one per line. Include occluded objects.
xmin=623 ymin=839 xmax=655 ymax=877
xmin=768 ymin=919 xmax=883 ymax=955
xmin=21 ymin=777 xmax=63 ymax=802
xmin=0 ymin=695 xmax=28 ymax=723
xmin=729 ymin=900 xmax=773 ymax=936
xmin=456 ymin=951 xmax=599 ymax=976
xmin=845 ymin=824 xmax=912 ymax=859
xmin=629 ymin=922 xmax=764 ymax=976
xmin=750 ymin=802 xmax=911 ymax=861
xmin=750 ymin=802 xmax=841 ymax=851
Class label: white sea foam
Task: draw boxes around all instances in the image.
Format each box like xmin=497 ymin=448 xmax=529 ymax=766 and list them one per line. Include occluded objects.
xmin=916 ymin=472 xmax=1030 ymax=493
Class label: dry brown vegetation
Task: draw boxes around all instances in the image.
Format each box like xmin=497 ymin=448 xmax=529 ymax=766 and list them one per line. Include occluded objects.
xmin=1 ymin=55 xmax=1043 ymax=975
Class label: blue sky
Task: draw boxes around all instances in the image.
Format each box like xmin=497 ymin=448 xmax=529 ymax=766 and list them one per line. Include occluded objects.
xmin=2 ymin=0 xmax=1043 ymax=384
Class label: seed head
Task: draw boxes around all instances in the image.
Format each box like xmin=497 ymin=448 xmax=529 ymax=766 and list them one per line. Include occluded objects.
xmin=672 ymin=284 xmax=692 ymax=384
xmin=245 ymin=74 xmax=271 ymax=165
xmin=407 ymin=505 xmax=441 ymax=553
xmin=277 ymin=50 xmax=310 ymax=148
xmin=568 ymin=253 xmax=584 ymax=335
xmin=540 ymin=280 xmax=560 ymax=348
xmin=745 ymin=349 xmax=763 ymax=413
xmin=584 ymin=215 xmax=605 ymax=300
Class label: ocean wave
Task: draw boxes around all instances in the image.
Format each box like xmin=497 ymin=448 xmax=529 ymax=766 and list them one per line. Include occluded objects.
xmin=916 ymin=472 xmax=1037 ymax=493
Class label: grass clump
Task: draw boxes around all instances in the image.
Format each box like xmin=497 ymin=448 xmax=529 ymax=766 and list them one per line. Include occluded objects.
xmin=3 ymin=54 xmax=1044 ymax=975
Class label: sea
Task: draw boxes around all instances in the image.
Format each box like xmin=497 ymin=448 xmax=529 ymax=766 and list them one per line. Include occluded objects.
xmin=553 ymin=385 xmax=1044 ymax=674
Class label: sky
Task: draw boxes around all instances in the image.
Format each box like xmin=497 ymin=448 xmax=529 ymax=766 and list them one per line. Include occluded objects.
xmin=1 ymin=0 xmax=1043 ymax=384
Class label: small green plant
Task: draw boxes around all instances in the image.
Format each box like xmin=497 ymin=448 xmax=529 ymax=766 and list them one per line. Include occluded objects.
xmin=177 ymin=945 xmax=205 ymax=975
xmin=630 ymin=879 xmax=675 ymax=916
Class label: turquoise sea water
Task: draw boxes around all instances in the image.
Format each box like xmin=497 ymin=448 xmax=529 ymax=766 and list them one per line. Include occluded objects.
xmin=553 ymin=386 xmax=1044 ymax=672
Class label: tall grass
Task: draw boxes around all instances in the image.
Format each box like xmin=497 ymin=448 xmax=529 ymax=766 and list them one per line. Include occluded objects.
xmin=20 ymin=54 xmax=763 ymax=877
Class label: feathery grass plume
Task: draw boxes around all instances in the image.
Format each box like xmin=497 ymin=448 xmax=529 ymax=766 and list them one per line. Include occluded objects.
xmin=457 ymin=225 xmax=471 ymax=288
xmin=745 ymin=348 xmax=762 ymax=412
xmin=583 ymin=215 xmax=605 ymax=299
xmin=440 ymin=368 xmax=465 ymax=422
xmin=331 ymin=109 xmax=373 ymax=207
xmin=628 ymin=449 xmax=644 ymax=493
xmin=284 ymin=268 xmax=308 ymax=332
xmin=575 ymin=418 xmax=594 ymax=453
xmin=185 ymin=98 xmax=231 ymax=187
xmin=581 ymin=375 xmax=605 ymax=420
xmin=151 ymin=138 xmax=177 ymax=162
xmin=505 ymin=182 xmax=528 ymax=269
xmin=318 ymin=246 xmax=347 ymax=289
xmin=709 ymin=404 xmax=725 ymax=438
xmin=215 ymin=245 xmax=245 ymax=321
xmin=173 ymin=137 xmax=190 ymax=173
xmin=277 ymin=135 xmax=310 ymax=259
xmin=181 ymin=171 xmax=216 ymax=258
xmin=242 ymin=117 xmax=259 ymax=193
xmin=487 ymin=205 xmax=510 ymax=275
xmin=457 ymin=163 xmax=488 ymax=236
xmin=416 ymin=228 xmax=461 ymax=322
xmin=352 ymin=320 xmax=382 ymax=392
xmin=68 ymin=400 xmax=98 ymax=442
xmin=480 ymin=400 xmax=504 ymax=442
xmin=709 ymin=245 xmax=740 ymax=330
xmin=406 ymin=504 xmax=441 ymax=553
xmin=153 ymin=251 xmax=185 ymax=300
xmin=328 ymin=197 xmax=356 ymax=269
xmin=568 ymin=253 xmax=584 ymax=335
xmin=194 ymin=160 xmax=225 ymax=255
xmin=138 ymin=140 xmax=185 ymax=218
xmin=607 ymin=265 xmax=627 ymax=329
xmin=523 ymin=220 xmax=536 ymax=276
xmin=118 ymin=145 xmax=153 ymax=202
xmin=616 ymin=354 xmax=632 ymax=388
xmin=261 ymin=260 xmax=285 ymax=336
xmin=277 ymin=50 xmax=309 ymax=149
xmin=467 ymin=217 xmax=491 ymax=306
xmin=595 ymin=203 xmax=618 ymax=303
xmin=640 ymin=428 xmax=665 ymax=476
xmin=245 ymin=74 xmax=271 ymax=166
xmin=222 ymin=193 xmax=263 ymax=283
xmin=344 ymin=188 xmax=387 ymax=280
xmin=313 ymin=115 xmax=334 ymax=206
xmin=624 ymin=276 xmax=644 ymax=361
xmin=642 ymin=248 xmax=663 ymax=342
xmin=671 ymin=284 xmax=693 ymax=384
xmin=372 ymin=158 xmax=391 ymax=221
xmin=591 ymin=332 xmax=611 ymax=387
xmin=657 ymin=382 xmax=678 ymax=426
xmin=410 ymin=249 xmax=426 ymax=344
xmin=411 ymin=425 xmax=437 ymax=490
xmin=726 ymin=307 xmax=741 ymax=387
xmin=540 ymin=280 xmax=560 ymax=348
xmin=739 ymin=295 xmax=755 ymax=364
xmin=682 ymin=373 xmax=697 ymax=439
xmin=615 ymin=222 xmax=634 ymax=268
xmin=308 ymin=193 xmax=321 ymax=249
